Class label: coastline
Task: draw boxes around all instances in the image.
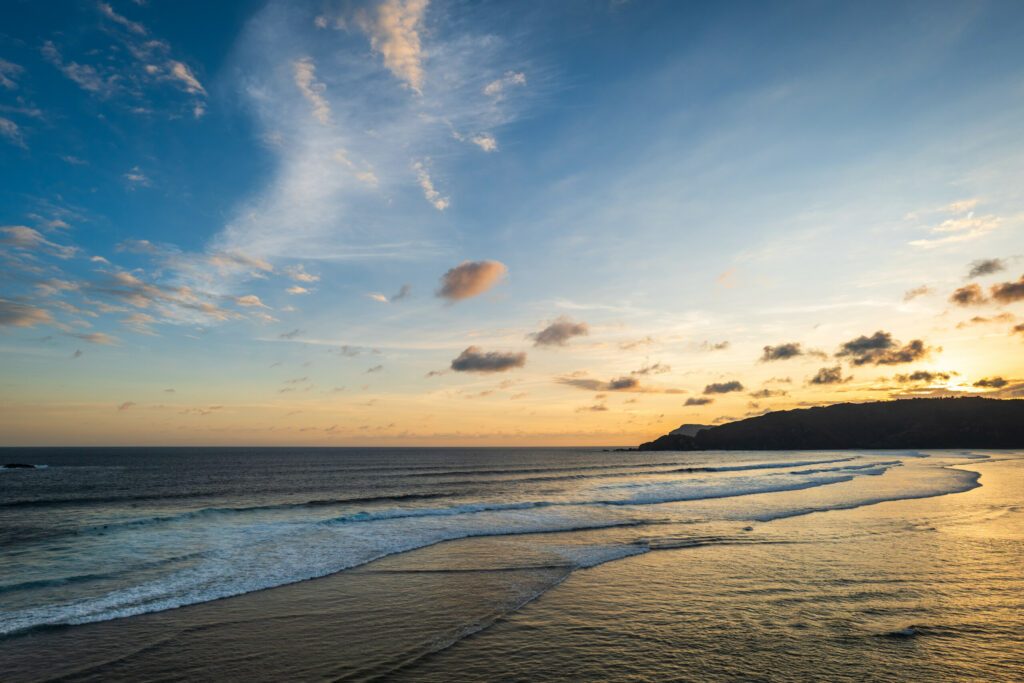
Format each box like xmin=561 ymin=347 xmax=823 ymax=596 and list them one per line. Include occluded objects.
xmin=2 ymin=455 xmax=1020 ymax=682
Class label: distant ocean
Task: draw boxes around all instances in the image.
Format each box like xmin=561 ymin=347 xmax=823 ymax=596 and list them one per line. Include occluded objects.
xmin=2 ymin=448 xmax=1022 ymax=681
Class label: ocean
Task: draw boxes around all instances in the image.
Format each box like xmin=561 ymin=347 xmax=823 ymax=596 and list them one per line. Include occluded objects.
xmin=1 ymin=447 xmax=1022 ymax=681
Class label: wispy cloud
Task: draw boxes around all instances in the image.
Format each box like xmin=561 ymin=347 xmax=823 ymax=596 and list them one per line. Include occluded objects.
xmin=412 ymin=160 xmax=449 ymax=210
xmin=356 ymin=0 xmax=429 ymax=93
xmin=293 ymin=57 xmax=331 ymax=124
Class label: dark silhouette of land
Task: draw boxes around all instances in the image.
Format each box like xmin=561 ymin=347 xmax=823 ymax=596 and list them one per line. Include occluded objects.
xmin=639 ymin=397 xmax=1024 ymax=451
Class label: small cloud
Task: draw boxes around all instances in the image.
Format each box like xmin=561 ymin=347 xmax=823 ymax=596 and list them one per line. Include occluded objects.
xmin=450 ymin=346 xmax=526 ymax=373
xmin=71 ymin=332 xmax=118 ymax=345
xmin=530 ymin=316 xmax=589 ymax=347
xmin=1 ymin=225 xmax=77 ymax=258
xmin=620 ymin=336 xmax=655 ymax=350
xmin=631 ymin=362 xmax=671 ymax=376
xmin=1014 ymin=323 xmax=1024 ymax=337
xmin=286 ymin=286 xmax=310 ymax=295
xmin=967 ymin=258 xmax=1005 ymax=279
xmin=950 ymin=284 xmax=987 ymax=306
xmin=123 ymin=166 xmax=151 ymax=189
xmin=355 ymin=0 xmax=428 ymax=93
xmin=437 ymin=260 xmax=508 ymax=301
xmin=293 ymin=57 xmax=330 ymax=124
xmin=98 ymin=2 xmax=146 ymax=35
xmin=117 ymin=401 xmax=136 ymax=411
xmin=903 ymin=285 xmax=931 ymax=302
xmin=974 ymin=376 xmax=1008 ymax=389
xmin=749 ymin=389 xmax=787 ymax=398
xmin=808 ymin=366 xmax=849 ymax=385
xmin=991 ymin=275 xmax=1024 ymax=304
xmin=235 ymin=294 xmax=268 ymax=308
xmin=412 ymin=160 xmax=449 ymax=210
xmin=0 ymin=116 xmax=26 ymax=148
xmin=368 ymin=284 xmax=412 ymax=304
xmin=70 ymin=349 xmax=83 ymax=359
xmin=164 ymin=388 xmax=175 ymax=393
xmin=700 ymin=340 xmax=730 ymax=351
xmin=0 ymin=58 xmax=23 ymax=90
xmin=685 ymin=397 xmax=713 ymax=406
xmin=285 ymin=264 xmax=320 ymax=283
xmin=470 ymin=133 xmax=498 ymax=152
xmin=483 ymin=70 xmax=526 ymax=98
xmin=894 ymin=370 xmax=952 ymax=383
xmin=576 ymin=403 xmax=608 ymax=413
xmin=366 ymin=364 xmax=384 ymax=373
xmin=703 ymin=381 xmax=744 ymax=395
xmin=760 ymin=342 xmax=803 ymax=362
xmin=0 ymin=298 xmax=53 ymax=327
xmin=279 ymin=328 xmax=304 ymax=340
xmin=835 ymin=331 xmax=933 ymax=366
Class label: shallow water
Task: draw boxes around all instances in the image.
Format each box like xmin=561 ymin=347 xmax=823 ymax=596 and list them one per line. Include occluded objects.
xmin=1 ymin=448 xmax=1021 ymax=681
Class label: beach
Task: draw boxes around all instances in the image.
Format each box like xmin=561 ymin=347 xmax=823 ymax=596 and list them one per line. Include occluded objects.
xmin=1 ymin=448 xmax=1022 ymax=681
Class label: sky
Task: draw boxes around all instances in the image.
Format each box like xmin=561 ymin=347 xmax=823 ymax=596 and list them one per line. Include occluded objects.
xmin=1 ymin=0 xmax=1023 ymax=446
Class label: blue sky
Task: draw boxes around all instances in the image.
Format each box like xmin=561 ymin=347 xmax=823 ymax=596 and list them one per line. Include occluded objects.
xmin=2 ymin=0 xmax=1024 ymax=445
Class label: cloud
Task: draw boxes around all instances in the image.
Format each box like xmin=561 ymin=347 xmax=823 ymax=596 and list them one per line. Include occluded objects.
xmin=809 ymin=366 xmax=848 ymax=385
xmin=0 ymin=59 xmax=23 ymax=90
xmin=117 ymin=401 xmax=136 ymax=411
xmin=168 ymin=61 xmax=206 ymax=96
xmin=71 ymin=332 xmax=118 ymax=345
xmin=956 ymin=313 xmax=1015 ymax=329
xmin=284 ymin=264 xmax=319 ymax=283
xmin=286 ymin=285 xmax=310 ymax=295
xmin=950 ymin=284 xmax=987 ymax=306
xmin=235 ymin=294 xmax=268 ymax=308
xmin=71 ymin=349 xmax=83 ymax=359
xmin=991 ymin=275 xmax=1024 ymax=304
xmin=703 ymin=380 xmax=744 ymax=394
xmin=967 ymin=258 xmax=1005 ymax=278
xmin=0 ymin=225 xmax=77 ymax=258
xmin=279 ymin=328 xmax=304 ymax=339
xmin=122 ymin=312 xmax=158 ymax=334
xmin=974 ymin=376 xmax=1008 ymax=389
xmin=293 ymin=57 xmax=330 ymax=124
xmin=0 ymin=117 xmax=25 ymax=148
xmin=368 ymin=283 xmax=412 ymax=303
xmin=631 ymin=362 xmax=670 ymax=376
xmin=620 ymin=336 xmax=655 ymax=350
xmin=760 ymin=342 xmax=803 ymax=362
xmin=412 ymin=160 xmax=449 ymax=210
xmin=685 ymin=397 xmax=713 ymax=406
xmin=470 ymin=133 xmax=498 ymax=152
xmin=749 ymin=389 xmax=787 ymax=398
xmin=908 ymin=201 xmax=1001 ymax=249
xmin=366 ymin=364 xmax=384 ymax=373
xmin=98 ymin=2 xmax=147 ymax=35
xmin=356 ymin=0 xmax=428 ymax=93
xmin=437 ymin=260 xmax=507 ymax=301
xmin=41 ymin=41 xmax=114 ymax=95
xmin=0 ymin=299 xmax=53 ymax=327
xmin=530 ymin=316 xmax=589 ymax=347
xmin=450 ymin=346 xmax=526 ymax=373
xmin=123 ymin=166 xmax=151 ymax=189
xmin=1014 ymin=323 xmax=1024 ymax=337
xmin=700 ymin=340 xmax=730 ymax=351
xmin=483 ymin=70 xmax=526 ymax=98
xmin=903 ymin=285 xmax=931 ymax=302
xmin=894 ymin=370 xmax=952 ymax=383
xmin=835 ymin=330 xmax=933 ymax=366
xmin=576 ymin=403 xmax=608 ymax=412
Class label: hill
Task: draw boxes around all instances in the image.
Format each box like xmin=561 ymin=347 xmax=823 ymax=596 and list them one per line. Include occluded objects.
xmin=638 ymin=397 xmax=1024 ymax=451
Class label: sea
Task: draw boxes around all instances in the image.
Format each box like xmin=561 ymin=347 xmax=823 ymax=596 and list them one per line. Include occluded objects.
xmin=1 ymin=447 xmax=1022 ymax=681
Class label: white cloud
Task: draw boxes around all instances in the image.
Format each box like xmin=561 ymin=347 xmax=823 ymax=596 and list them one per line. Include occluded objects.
xmin=123 ymin=166 xmax=151 ymax=188
xmin=0 ymin=117 xmax=25 ymax=148
xmin=412 ymin=160 xmax=449 ymax=210
xmin=284 ymin=264 xmax=320 ymax=283
xmin=168 ymin=60 xmax=206 ymax=96
xmin=286 ymin=285 xmax=310 ymax=295
xmin=0 ymin=59 xmax=23 ymax=90
xmin=235 ymin=294 xmax=268 ymax=308
xmin=293 ymin=57 xmax=331 ymax=124
xmin=908 ymin=201 xmax=1002 ymax=249
xmin=356 ymin=0 xmax=429 ymax=93
xmin=483 ymin=70 xmax=526 ymax=98
xmin=98 ymin=2 xmax=147 ymax=35
xmin=470 ymin=133 xmax=497 ymax=152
